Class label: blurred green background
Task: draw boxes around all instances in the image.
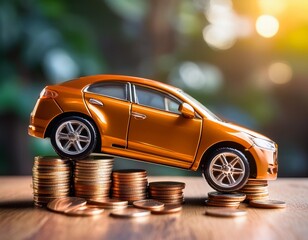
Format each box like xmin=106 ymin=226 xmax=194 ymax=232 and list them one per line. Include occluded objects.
xmin=0 ymin=0 xmax=307 ymax=177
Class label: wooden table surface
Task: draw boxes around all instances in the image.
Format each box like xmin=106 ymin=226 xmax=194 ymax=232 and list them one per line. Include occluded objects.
xmin=0 ymin=176 xmax=307 ymax=240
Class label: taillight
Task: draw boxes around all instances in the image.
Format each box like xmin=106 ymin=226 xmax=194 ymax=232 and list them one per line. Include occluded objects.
xmin=40 ymin=88 xmax=58 ymax=99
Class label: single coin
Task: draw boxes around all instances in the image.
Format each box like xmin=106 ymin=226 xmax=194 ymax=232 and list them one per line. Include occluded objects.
xmin=110 ymin=207 xmax=151 ymax=218
xmin=113 ymin=169 xmax=147 ymax=176
xmin=244 ymin=192 xmax=269 ymax=201
xmin=151 ymin=194 xmax=184 ymax=200
xmin=149 ymin=189 xmax=183 ymax=195
xmin=88 ymin=198 xmax=128 ymax=208
xmin=208 ymin=192 xmax=246 ymax=202
xmin=205 ymin=200 xmax=240 ymax=208
xmin=65 ymin=205 xmax=104 ymax=216
xmin=240 ymin=186 xmax=268 ymax=194
xmin=245 ymin=179 xmax=268 ymax=186
xmin=205 ymin=208 xmax=247 ymax=217
xmin=111 ymin=194 xmax=147 ymax=200
xmin=133 ymin=199 xmax=164 ymax=210
xmin=47 ymin=197 xmax=87 ymax=213
xmin=151 ymin=204 xmax=182 ymax=214
xmin=149 ymin=181 xmax=185 ymax=189
xmin=249 ymin=200 xmax=286 ymax=209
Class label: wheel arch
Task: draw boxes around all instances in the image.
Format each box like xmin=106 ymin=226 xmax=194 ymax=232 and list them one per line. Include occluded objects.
xmin=201 ymin=141 xmax=257 ymax=178
xmin=44 ymin=112 xmax=101 ymax=153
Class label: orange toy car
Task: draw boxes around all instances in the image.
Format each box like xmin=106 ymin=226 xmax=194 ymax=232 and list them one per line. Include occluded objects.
xmin=28 ymin=75 xmax=278 ymax=191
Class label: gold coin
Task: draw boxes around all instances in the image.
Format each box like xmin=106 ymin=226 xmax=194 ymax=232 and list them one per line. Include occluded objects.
xmin=249 ymin=199 xmax=286 ymax=209
xmin=133 ymin=199 xmax=164 ymax=210
xmin=205 ymin=208 xmax=247 ymax=217
xmin=47 ymin=197 xmax=87 ymax=213
xmin=65 ymin=205 xmax=104 ymax=216
xmin=110 ymin=207 xmax=150 ymax=218
xmin=151 ymin=204 xmax=182 ymax=214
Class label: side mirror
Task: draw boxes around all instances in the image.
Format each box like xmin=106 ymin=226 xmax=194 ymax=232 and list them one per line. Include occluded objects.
xmin=179 ymin=103 xmax=195 ymax=119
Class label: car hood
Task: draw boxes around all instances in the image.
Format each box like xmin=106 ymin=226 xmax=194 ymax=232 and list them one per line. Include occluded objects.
xmin=218 ymin=121 xmax=272 ymax=141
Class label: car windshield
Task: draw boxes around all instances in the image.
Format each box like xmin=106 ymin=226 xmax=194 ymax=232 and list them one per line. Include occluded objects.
xmin=179 ymin=90 xmax=221 ymax=121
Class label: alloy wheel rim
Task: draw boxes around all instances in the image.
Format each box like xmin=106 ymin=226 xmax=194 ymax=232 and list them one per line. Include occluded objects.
xmin=55 ymin=120 xmax=91 ymax=155
xmin=209 ymin=152 xmax=246 ymax=188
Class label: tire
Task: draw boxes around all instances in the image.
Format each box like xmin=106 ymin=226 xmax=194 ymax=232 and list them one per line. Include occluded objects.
xmin=50 ymin=116 xmax=97 ymax=159
xmin=202 ymin=148 xmax=249 ymax=192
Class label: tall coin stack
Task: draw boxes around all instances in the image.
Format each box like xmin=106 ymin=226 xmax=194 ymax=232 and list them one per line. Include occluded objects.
xmin=111 ymin=169 xmax=148 ymax=202
xmin=32 ymin=156 xmax=71 ymax=207
xmin=238 ymin=179 xmax=269 ymax=202
xmin=73 ymin=156 xmax=114 ymax=200
xmin=149 ymin=181 xmax=185 ymax=205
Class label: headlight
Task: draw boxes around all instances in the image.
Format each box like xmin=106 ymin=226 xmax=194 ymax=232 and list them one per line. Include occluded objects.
xmin=251 ymin=137 xmax=276 ymax=151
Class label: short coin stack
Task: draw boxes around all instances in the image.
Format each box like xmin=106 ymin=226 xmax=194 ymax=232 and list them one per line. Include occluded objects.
xmin=238 ymin=179 xmax=269 ymax=202
xmin=111 ymin=169 xmax=148 ymax=202
xmin=32 ymin=156 xmax=71 ymax=207
xmin=73 ymin=156 xmax=114 ymax=200
xmin=47 ymin=197 xmax=105 ymax=216
xmin=205 ymin=191 xmax=246 ymax=208
xmin=148 ymin=181 xmax=185 ymax=205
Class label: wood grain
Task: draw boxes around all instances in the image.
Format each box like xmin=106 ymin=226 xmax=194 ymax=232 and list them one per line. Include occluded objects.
xmin=0 ymin=176 xmax=307 ymax=240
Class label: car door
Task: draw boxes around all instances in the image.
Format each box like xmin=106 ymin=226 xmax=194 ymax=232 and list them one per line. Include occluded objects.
xmin=128 ymin=84 xmax=202 ymax=164
xmin=83 ymin=81 xmax=131 ymax=149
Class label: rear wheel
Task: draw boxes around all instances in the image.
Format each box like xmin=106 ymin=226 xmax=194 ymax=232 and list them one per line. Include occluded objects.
xmin=202 ymin=148 xmax=249 ymax=192
xmin=50 ymin=116 xmax=97 ymax=159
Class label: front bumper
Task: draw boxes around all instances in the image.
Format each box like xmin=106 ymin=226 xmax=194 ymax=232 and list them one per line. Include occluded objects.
xmin=248 ymin=144 xmax=278 ymax=180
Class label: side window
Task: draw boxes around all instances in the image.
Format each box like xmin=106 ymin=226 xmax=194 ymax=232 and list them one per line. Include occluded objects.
xmin=87 ymin=82 xmax=128 ymax=101
xmin=134 ymin=85 xmax=181 ymax=114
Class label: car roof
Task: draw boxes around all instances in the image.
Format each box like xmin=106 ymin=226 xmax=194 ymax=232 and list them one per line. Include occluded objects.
xmin=57 ymin=74 xmax=180 ymax=93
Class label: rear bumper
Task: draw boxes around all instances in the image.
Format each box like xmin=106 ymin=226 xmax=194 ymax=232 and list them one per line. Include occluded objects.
xmin=28 ymin=124 xmax=45 ymax=138
xmin=28 ymin=98 xmax=63 ymax=139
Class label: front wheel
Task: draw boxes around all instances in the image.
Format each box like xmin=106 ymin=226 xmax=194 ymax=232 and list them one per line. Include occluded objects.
xmin=50 ymin=116 xmax=97 ymax=159
xmin=202 ymin=148 xmax=250 ymax=192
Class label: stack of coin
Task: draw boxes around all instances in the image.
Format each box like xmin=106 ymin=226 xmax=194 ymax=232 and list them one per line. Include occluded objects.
xmin=73 ymin=156 xmax=114 ymax=200
xmin=32 ymin=156 xmax=71 ymax=207
xmin=238 ymin=179 xmax=269 ymax=202
xmin=205 ymin=191 xmax=246 ymax=208
xmin=148 ymin=181 xmax=185 ymax=205
xmin=111 ymin=169 xmax=148 ymax=202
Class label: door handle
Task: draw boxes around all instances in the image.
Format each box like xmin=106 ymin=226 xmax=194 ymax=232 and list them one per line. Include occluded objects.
xmin=89 ymin=98 xmax=104 ymax=106
xmin=131 ymin=112 xmax=147 ymax=120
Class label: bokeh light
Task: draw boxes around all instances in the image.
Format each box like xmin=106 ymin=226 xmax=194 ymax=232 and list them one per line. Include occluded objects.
xmin=268 ymin=62 xmax=293 ymax=84
xmin=258 ymin=0 xmax=287 ymax=15
xmin=43 ymin=48 xmax=79 ymax=83
xmin=203 ymin=0 xmax=251 ymax=50
xmin=170 ymin=61 xmax=223 ymax=94
xmin=256 ymin=15 xmax=279 ymax=38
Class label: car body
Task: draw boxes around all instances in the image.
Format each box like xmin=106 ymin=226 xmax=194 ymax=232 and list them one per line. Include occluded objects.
xmin=28 ymin=74 xmax=278 ymax=192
